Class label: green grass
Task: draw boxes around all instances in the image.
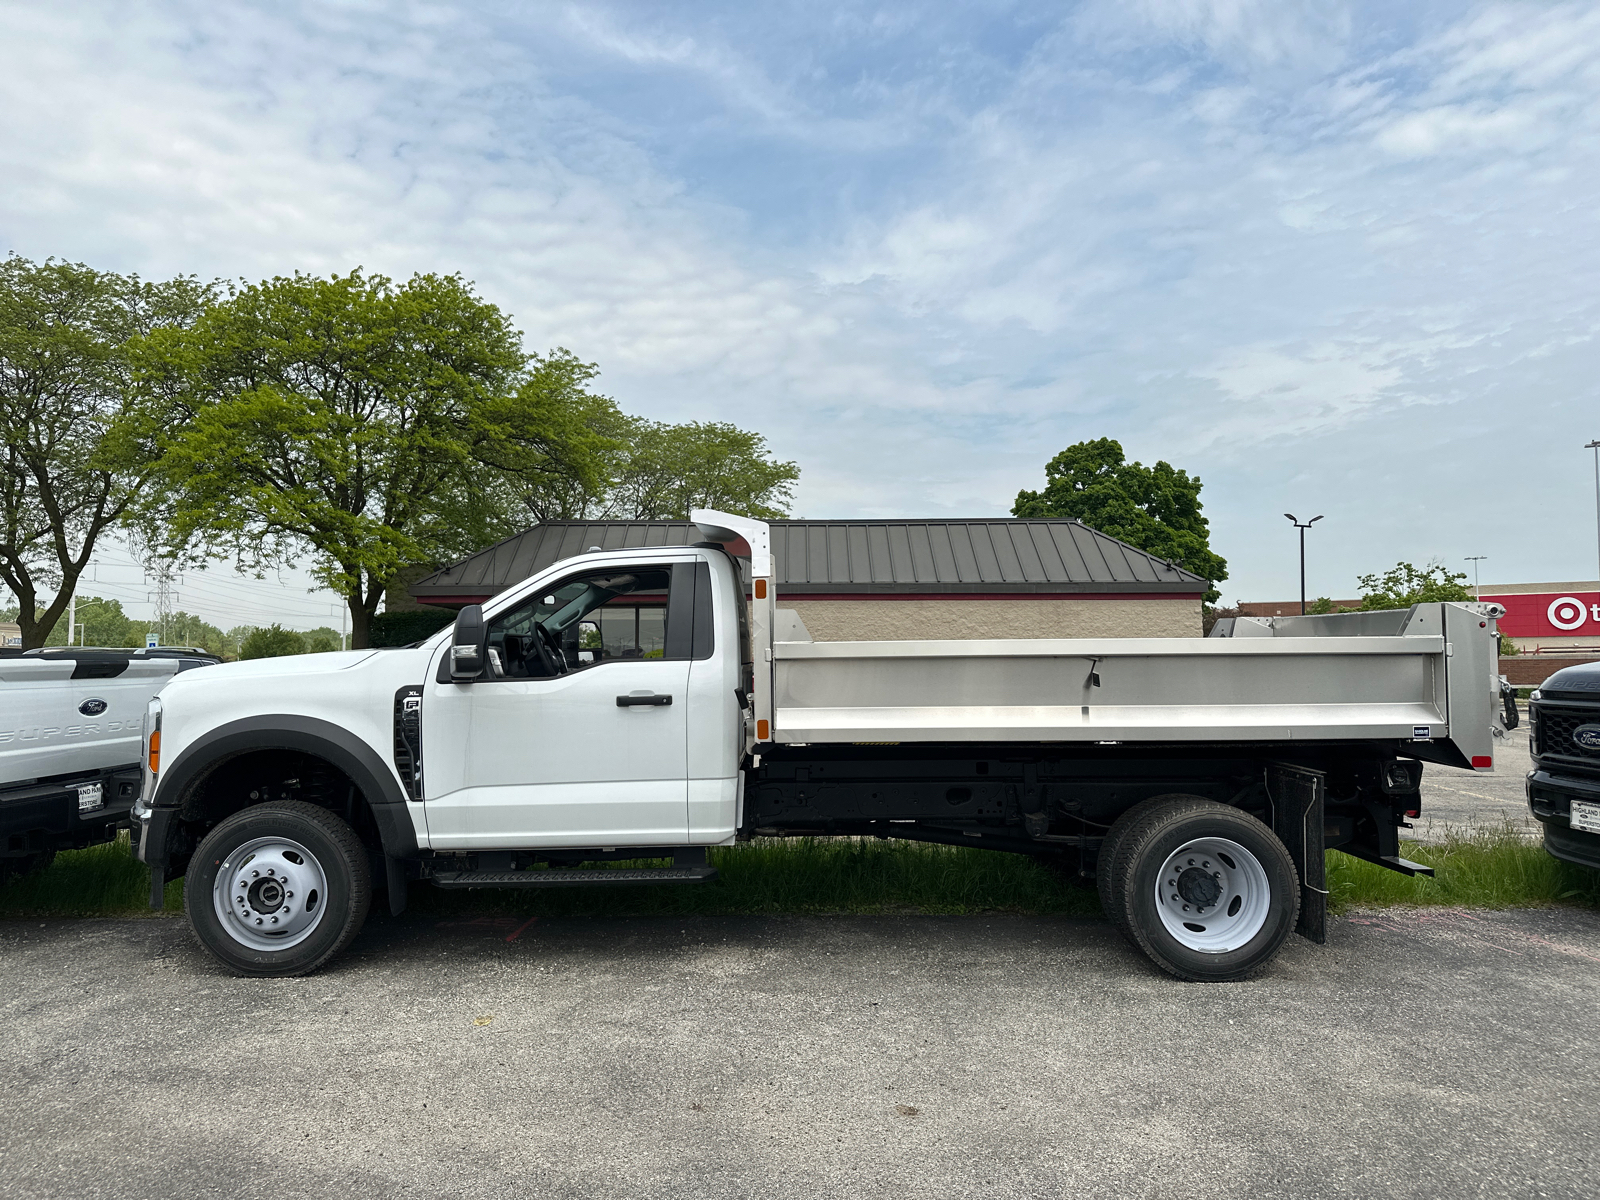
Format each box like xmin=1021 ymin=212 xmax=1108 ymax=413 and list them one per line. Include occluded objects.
xmin=1326 ymin=823 xmax=1600 ymax=912
xmin=0 ymin=832 xmax=183 ymax=917
xmin=1 ymin=826 xmax=1595 ymax=921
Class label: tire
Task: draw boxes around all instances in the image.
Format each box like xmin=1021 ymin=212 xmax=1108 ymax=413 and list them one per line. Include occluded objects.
xmin=1098 ymin=796 xmax=1298 ymax=982
xmin=185 ymin=801 xmax=371 ymax=977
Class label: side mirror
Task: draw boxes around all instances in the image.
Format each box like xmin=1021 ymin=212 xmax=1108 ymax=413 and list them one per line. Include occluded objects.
xmin=448 ymin=605 xmax=487 ymax=682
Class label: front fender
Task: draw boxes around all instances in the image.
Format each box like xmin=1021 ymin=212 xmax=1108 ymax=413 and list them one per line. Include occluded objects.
xmin=144 ymin=714 xmax=419 ymax=867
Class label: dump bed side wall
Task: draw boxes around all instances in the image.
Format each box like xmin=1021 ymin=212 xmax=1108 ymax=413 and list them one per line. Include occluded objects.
xmin=768 ymin=604 xmax=1491 ymax=764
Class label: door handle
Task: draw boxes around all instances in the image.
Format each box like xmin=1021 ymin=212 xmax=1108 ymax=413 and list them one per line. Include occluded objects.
xmin=616 ymin=693 xmax=673 ymax=707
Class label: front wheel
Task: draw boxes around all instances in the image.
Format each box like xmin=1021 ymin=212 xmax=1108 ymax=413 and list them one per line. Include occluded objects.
xmin=1098 ymin=797 xmax=1299 ymax=982
xmin=185 ymin=801 xmax=371 ymax=977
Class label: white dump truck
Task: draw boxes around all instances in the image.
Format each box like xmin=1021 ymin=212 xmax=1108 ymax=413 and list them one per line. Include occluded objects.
xmin=132 ymin=511 xmax=1510 ymax=980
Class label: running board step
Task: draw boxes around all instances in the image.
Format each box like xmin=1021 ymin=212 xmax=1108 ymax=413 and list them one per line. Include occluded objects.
xmin=429 ymin=866 xmax=718 ymax=890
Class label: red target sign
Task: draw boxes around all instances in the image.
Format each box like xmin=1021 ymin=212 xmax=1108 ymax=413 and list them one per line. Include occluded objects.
xmin=1482 ymin=592 xmax=1600 ymax=638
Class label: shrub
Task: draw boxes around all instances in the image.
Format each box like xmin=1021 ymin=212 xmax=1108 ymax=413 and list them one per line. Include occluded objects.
xmin=369 ymin=607 xmax=456 ymax=647
xmin=238 ymin=623 xmax=307 ymax=659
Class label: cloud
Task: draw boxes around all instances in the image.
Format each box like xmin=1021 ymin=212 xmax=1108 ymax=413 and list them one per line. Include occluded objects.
xmin=2 ymin=0 xmax=1599 ymax=608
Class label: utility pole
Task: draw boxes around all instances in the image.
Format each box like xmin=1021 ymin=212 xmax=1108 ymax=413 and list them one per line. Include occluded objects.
xmin=1284 ymin=513 xmax=1324 ymax=615
xmin=1465 ymin=556 xmax=1487 ymax=600
xmin=1587 ymin=441 xmax=1600 ymax=586
xmin=67 ymin=592 xmax=75 ymax=646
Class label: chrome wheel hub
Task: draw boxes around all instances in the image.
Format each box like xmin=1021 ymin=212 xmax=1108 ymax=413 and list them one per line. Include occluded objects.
xmin=212 ymin=836 xmax=329 ymax=952
xmin=1152 ymin=836 xmax=1272 ymax=954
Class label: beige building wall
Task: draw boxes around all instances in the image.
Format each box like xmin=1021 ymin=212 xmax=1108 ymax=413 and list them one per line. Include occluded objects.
xmin=783 ymin=597 xmax=1202 ymax=641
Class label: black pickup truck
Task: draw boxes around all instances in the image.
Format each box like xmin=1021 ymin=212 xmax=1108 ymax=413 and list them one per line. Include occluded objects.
xmin=1527 ymin=663 xmax=1600 ymax=870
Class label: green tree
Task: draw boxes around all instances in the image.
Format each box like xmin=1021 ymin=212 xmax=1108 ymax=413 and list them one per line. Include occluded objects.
xmin=1356 ymin=562 xmax=1473 ymax=610
xmin=41 ymin=595 xmax=138 ymax=647
xmin=606 ymin=421 xmax=798 ymax=520
xmin=476 ymin=349 xmax=631 ymax=524
xmin=301 ymin=625 xmax=343 ymax=652
xmin=1013 ymin=438 xmax=1227 ymax=604
xmin=0 ymin=255 xmax=211 ymax=647
xmin=500 ymin=364 xmax=799 ymax=522
xmin=139 ymin=270 xmax=602 ymax=649
xmin=225 ymin=625 xmax=259 ymax=658
xmin=162 ymin=611 xmax=229 ymax=655
xmin=238 ymin=624 xmax=306 ymax=659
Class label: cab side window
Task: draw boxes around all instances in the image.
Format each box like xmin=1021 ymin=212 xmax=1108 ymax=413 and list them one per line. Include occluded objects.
xmin=484 ymin=566 xmax=674 ymax=678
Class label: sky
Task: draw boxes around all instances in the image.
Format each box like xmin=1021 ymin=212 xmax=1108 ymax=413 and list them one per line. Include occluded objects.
xmin=3 ymin=0 xmax=1599 ymax=626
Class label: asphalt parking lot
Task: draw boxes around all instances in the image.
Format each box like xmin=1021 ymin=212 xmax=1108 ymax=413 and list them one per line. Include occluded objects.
xmin=3 ymin=903 xmax=1597 ymax=1199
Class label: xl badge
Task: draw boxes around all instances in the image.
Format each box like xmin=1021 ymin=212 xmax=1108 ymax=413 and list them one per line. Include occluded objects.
xmin=78 ymin=698 xmax=108 ymax=717
xmin=1572 ymin=724 xmax=1600 ymax=750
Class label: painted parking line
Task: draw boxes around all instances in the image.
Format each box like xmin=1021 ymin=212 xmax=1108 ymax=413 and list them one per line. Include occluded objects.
xmin=505 ymin=915 xmax=539 ymax=942
xmin=428 ymin=914 xmax=541 ymax=942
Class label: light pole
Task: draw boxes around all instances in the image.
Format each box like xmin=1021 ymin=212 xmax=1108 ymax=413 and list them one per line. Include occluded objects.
xmin=1465 ymin=555 xmax=1487 ymax=600
xmin=1284 ymin=513 xmax=1324 ymax=615
xmin=1587 ymin=440 xmax=1600 ymax=585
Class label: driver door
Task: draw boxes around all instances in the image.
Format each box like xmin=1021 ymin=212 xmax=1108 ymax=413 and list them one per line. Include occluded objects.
xmin=421 ymin=561 xmax=694 ymax=849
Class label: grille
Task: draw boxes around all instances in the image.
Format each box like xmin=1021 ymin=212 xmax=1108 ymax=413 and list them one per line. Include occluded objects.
xmin=1533 ymin=704 xmax=1600 ymax=764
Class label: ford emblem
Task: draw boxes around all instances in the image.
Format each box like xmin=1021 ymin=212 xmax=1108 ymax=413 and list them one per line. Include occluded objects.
xmin=78 ymin=698 xmax=108 ymax=717
xmin=1573 ymin=724 xmax=1600 ymax=750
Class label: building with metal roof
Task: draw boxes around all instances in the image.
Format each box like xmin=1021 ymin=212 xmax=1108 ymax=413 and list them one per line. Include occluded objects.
xmin=403 ymin=519 xmax=1210 ymax=641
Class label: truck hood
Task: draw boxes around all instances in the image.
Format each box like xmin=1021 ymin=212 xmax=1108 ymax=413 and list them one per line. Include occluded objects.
xmin=170 ymin=650 xmax=380 ymax=684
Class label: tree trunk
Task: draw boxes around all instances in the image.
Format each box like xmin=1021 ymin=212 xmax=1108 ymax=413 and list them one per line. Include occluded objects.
xmin=15 ymin=575 xmax=80 ymax=650
xmin=347 ymin=592 xmax=371 ymax=650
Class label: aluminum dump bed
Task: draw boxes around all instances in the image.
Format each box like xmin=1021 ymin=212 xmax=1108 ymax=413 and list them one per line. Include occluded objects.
xmin=769 ymin=602 xmax=1504 ymax=769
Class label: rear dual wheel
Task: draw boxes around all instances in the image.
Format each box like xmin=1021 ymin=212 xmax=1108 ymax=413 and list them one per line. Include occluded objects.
xmin=1097 ymin=796 xmax=1299 ymax=982
xmin=185 ymin=801 xmax=371 ymax=977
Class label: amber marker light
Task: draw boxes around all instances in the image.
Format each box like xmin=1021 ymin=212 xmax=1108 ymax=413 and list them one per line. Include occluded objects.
xmin=754 ymin=579 xmax=768 ymax=600
xmin=147 ymin=730 xmax=161 ymax=775
xmin=756 ymin=719 xmax=770 ymax=741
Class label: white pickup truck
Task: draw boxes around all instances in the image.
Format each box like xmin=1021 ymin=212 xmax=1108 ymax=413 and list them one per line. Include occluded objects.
xmin=133 ymin=511 xmax=1509 ymax=980
xmin=1 ymin=648 xmax=216 ymax=881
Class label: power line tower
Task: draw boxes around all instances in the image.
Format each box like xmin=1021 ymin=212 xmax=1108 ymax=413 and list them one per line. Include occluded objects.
xmin=148 ymin=564 xmax=178 ymax=647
